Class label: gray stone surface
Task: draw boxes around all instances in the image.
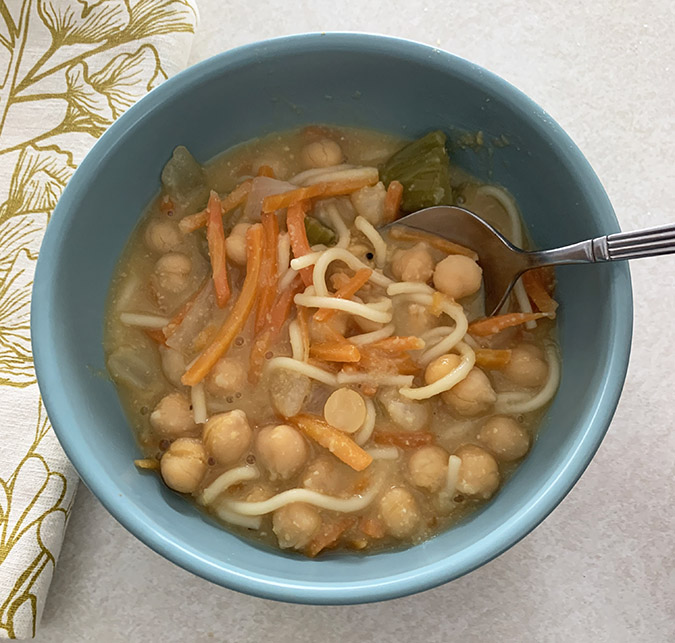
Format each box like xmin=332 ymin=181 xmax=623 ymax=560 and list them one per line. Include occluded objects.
xmin=36 ymin=1 xmax=675 ymax=641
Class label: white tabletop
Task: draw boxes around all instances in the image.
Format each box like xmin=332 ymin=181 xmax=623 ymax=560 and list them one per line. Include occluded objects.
xmin=36 ymin=1 xmax=675 ymax=641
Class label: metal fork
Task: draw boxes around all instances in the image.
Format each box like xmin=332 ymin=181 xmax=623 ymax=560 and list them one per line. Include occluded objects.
xmin=388 ymin=205 xmax=675 ymax=315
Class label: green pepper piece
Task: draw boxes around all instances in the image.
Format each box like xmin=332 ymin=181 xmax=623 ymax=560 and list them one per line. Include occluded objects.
xmin=305 ymin=216 xmax=337 ymax=246
xmin=380 ymin=130 xmax=453 ymax=213
xmin=161 ymin=146 xmax=207 ymax=200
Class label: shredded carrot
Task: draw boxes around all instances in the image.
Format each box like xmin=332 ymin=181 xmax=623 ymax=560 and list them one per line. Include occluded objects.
xmin=306 ymin=517 xmax=357 ymax=557
xmin=182 ymin=224 xmax=263 ymax=386
xmin=314 ymin=268 xmax=373 ymax=322
xmin=374 ymin=431 xmax=435 ymax=449
xmin=178 ymin=179 xmax=252 ymax=234
xmin=205 ymin=191 xmax=230 ymax=308
xmin=249 ymin=276 xmax=303 ymax=383
xmin=145 ymin=329 xmax=166 ymax=344
xmin=257 ymin=164 xmax=275 ymax=178
xmin=475 ymin=348 xmax=512 ymax=370
xmin=383 ymin=180 xmax=404 ymax=222
xmin=254 ymin=211 xmax=279 ymax=333
xmin=291 ymin=414 xmax=373 ymax=471
xmin=522 ymin=268 xmax=558 ymax=314
xmin=296 ymin=304 xmax=310 ymax=359
xmin=262 ymin=176 xmax=378 ymax=213
xmin=359 ymin=517 xmax=385 ymax=539
xmin=369 ymin=336 xmax=425 ymax=352
xmin=468 ymin=312 xmax=554 ymax=337
xmin=358 ymin=347 xmax=419 ymax=376
xmin=286 ymin=200 xmax=314 ymax=286
xmin=309 ymin=341 xmax=361 ymax=363
xmin=387 ymin=226 xmax=478 ymax=261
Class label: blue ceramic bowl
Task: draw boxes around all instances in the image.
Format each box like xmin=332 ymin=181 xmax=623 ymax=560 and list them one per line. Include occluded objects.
xmin=32 ymin=33 xmax=632 ymax=604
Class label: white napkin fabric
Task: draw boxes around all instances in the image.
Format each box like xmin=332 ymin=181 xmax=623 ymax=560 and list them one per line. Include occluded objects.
xmin=0 ymin=1 xmax=198 ymax=638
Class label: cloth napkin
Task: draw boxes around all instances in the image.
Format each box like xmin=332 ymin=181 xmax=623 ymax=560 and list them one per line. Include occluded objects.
xmin=0 ymin=1 xmax=198 ymax=638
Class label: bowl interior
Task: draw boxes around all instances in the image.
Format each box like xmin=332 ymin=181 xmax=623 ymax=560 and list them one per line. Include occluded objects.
xmin=32 ymin=34 xmax=632 ymax=603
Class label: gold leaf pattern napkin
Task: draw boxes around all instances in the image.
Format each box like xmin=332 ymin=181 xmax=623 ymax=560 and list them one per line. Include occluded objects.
xmin=0 ymin=1 xmax=198 ymax=638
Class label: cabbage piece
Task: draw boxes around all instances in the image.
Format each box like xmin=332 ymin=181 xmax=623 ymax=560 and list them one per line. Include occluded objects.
xmin=380 ymin=130 xmax=452 ymax=213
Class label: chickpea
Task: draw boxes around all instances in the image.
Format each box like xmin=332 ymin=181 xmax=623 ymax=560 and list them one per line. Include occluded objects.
xmin=225 ymin=223 xmax=250 ymax=266
xmin=206 ymin=357 xmax=246 ymax=396
xmin=301 ymin=138 xmax=343 ymax=169
xmin=154 ymin=252 xmax=192 ymax=293
xmin=202 ymin=410 xmax=252 ymax=465
xmin=256 ymin=424 xmax=308 ymax=480
xmin=408 ymin=446 xmax=449 ymax=492
xmin=144 ymin=219 xmax=181 ymax=253
xmin=477 ymin=416 xmax=530 ymax=462
xmin=324 ymin=388 xmax=366 ymax=433
xmin=425 ymin=355 xmax=496 ymax=416
xmin=378 ymin=487 xmax=421 ymax=538
xmin=379 ymin=388 xmax=430 ymax=432
xmin=158 ymin=346 xmax=186 ymax=389
xmin=424 ymin=353 xmax=461 ymax=385
xmin=272 ymin=503 xmax=321 ymax=549
xmin=350 ymin=182 xmax=386 ymax=226
xmin=504 ymin=344 xmax=549 ymax=388
xmin=302 ymin=457 xmax=350 ymax=495
xmin=391 ymin=243 xmax=435 ymax=283
xmin=433 ymin=255 xmax=482 ymax=299
xmin=454 ymin=444 xmax=500 ymax=499
xmin=160 ymin=438 xmax=207 ymax=493
xmin=149 ymin=392 xmax=196 ymax=438
xmin=443 ymin=368 xmax=497 ymax=417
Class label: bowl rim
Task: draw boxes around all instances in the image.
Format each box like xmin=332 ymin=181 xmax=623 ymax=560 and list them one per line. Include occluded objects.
xmin=32 ymin=31 xmax=633 ymax=604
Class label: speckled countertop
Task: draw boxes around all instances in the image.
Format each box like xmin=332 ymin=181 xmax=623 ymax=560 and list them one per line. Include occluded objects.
xmin=36 ymin=1 xmax=674 ymax=641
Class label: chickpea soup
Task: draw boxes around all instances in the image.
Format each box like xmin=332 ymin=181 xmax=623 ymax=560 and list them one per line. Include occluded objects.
xmin=105 ymin=126 xmax=560 ymax=556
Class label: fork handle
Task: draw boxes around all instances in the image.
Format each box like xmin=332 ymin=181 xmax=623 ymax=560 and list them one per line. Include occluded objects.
xmin=527 ymin=223 xmax=675 ymax=268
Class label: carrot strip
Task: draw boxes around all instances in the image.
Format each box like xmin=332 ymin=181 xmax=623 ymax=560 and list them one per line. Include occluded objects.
xmin=178 ymin=180 xmax=252 ymax=234
xmin=296 ymin=304 xmax=310 ymax=360
xmin=291 ymin=414 xmax=373 ymax=472
xmin=314 ymin=268 xmax=373 ymax=322
xmin=257 ymin=164 xmax=275 ymax=178
xmin=307 ymin=517 xmax=357 ymax=557
xmin=357 ymin=347 xmax=419 ymax=376
xmin=522 ymin=268 xmax=558 ymax=314
xmin=182 ymin=224 xmax=263 ymax=386
xmin=145 ymin=329 xmax=166 ymax=344
xmin=310 ymin=341 xmax=361 ymax=363
xmin=373 ymin=431 xmax=434 ymax=449
xmin=475 ymin=348 xmax=512 ymax=370
xmin=254 ymin=211 xmax=279 ymax=333
xmin=249 ymin=276 xmax=303 ymax=383
xmin=387 ymin=226 xmax=478 ymax=261
xmin=262 ymin=176 xmax=378 ymax=213
xmin=369 ymin=336 xmax=425 ymax=352
xmin=383 ymin=180 xmax=404 ymax=222
xmin=286 ymin=200 xmax=314 ymax=286
xmin=468 ymin=312 xmax=554 ymax=337
xmin=205 ymin=191 xmax=230 ymax=308
xmin=359 ymin=517 xmax=385 ymax=539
